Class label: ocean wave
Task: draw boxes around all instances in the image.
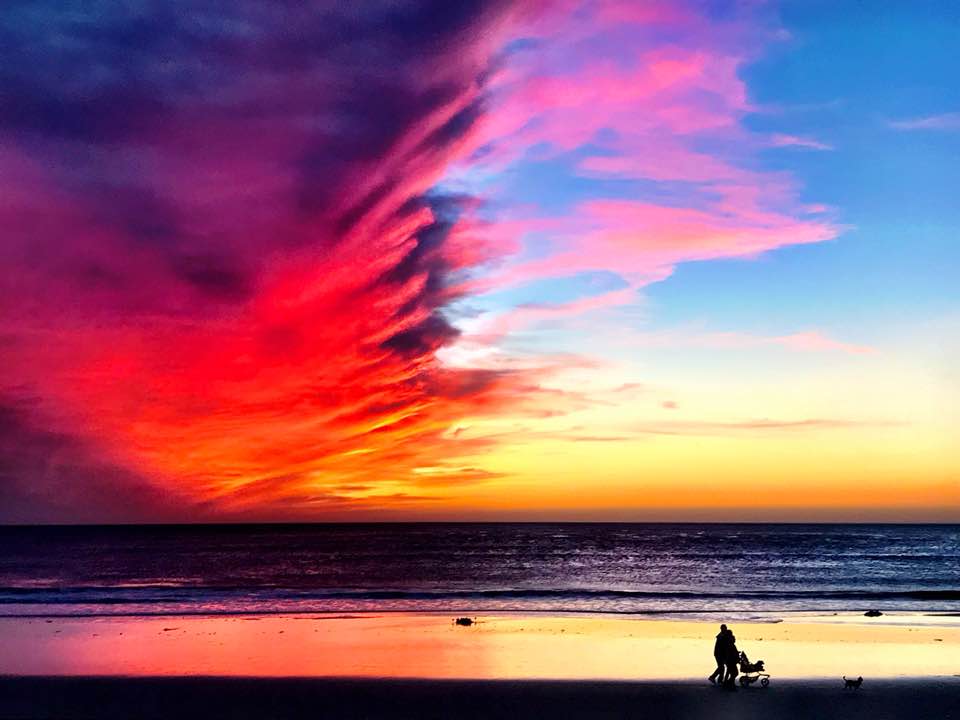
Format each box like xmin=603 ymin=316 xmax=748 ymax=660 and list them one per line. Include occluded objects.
xmin=0 ymin=586 xmax=957 ymax=603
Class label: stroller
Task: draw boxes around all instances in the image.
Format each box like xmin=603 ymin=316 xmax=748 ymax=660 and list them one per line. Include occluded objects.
xmin=737 ymin=650 xmax=770 ymax=687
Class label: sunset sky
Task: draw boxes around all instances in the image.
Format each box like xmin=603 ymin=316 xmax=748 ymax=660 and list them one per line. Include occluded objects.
xmin=1 ymin=0 xmax=957 ymax=522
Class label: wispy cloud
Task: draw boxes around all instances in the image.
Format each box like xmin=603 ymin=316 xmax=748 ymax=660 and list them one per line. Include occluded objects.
xmin=607 ymin=326 xmax=874 ymax=356
xmin=769 ymin=133 xmax=833 ymax=150
xmin=478 ymin=416 xmax=898 ymax=445
xmin=454 ymin=1 xmax=839 ymax=313
xmin=627 ymin=418 xmax=898 ymax=436
xmin=888 ymin=112 xmax=960 ymax=130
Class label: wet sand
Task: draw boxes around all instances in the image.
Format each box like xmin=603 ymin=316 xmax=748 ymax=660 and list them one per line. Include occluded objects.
xmin=2 ymin=614 xmax=958 ymax=718
xmin=1 ymin=613 xmax=958 ymax=679
xmin=1 ymin=676 xmax=958 ymax=720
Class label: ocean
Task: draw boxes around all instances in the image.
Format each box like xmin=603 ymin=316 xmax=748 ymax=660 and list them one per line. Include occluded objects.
xmin=1 ymin=523 xmax=957 ymax=619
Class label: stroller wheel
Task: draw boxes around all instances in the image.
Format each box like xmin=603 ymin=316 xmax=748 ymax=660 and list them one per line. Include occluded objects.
xmin=739 ymin=676 xmax=748 ymax=686
xmin=761 ymin=677 xmax=770 ymax=688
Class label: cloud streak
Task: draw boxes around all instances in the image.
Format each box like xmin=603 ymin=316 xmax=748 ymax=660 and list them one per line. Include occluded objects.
xmin=0 ymin=0 xmax=558 ymax=520
xmin=447 ymin=0 xmax=839 ymax=316
xmin=616 ymin=328 xmax=874 ymax=355
xmin=0 ymin=0 xmax=856 ymax=521
xmin=888 ymin=112 xmax=960 ymax=131
xmin=769 ymin=133 xmax=834 ymax=150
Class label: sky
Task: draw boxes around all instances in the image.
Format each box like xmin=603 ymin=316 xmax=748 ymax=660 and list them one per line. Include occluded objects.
xmin=0 ymin=0 xmax=957 ymax=523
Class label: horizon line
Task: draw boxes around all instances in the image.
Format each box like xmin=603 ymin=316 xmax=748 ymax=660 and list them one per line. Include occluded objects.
xmin=2 ymin=519 xmax=958 ymax=528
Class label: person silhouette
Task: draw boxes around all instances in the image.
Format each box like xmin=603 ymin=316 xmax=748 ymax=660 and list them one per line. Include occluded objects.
xmin=723 ymin=630 xmax=740 ymax=689
xmin=708 ymin=624 xmax=729 ymax=684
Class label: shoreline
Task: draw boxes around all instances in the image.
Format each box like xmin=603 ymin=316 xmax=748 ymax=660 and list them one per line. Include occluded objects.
xmin=2 ymin=676 xmax=959 ymax=720
xmin=3 ymin=606 xmax=959 ymax=623
xmin=3 ymin=607 xmax=959 ymax=626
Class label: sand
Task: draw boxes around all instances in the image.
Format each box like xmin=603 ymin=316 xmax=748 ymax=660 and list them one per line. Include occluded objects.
xmin=1 ymin=676 xmax=958 ymax=719
xmin=2 ymin=613 xmax=958 ymax=718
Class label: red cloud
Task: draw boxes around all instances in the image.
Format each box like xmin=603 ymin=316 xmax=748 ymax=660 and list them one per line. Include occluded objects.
xmin=0 ymin=1 xmax=848 ymax=521
xmin=0 ymin=1 xmax=566 ymax=521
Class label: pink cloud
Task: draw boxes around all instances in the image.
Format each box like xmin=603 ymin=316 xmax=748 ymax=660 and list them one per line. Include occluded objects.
xmin=461 ymin=285 xmax=641 ymax=346
xmin=486 ymin=198 xmax=836 ymax=291
xmin=454 ymin=0 xmax=839 ymax=310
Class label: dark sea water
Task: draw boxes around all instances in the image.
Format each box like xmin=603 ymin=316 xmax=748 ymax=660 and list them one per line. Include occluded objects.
xmin=0 ymin=524 xmax=957 ymax=619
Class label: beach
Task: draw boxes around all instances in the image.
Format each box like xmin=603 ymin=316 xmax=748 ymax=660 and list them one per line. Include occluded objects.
xmin=2 ymin=613 xmax=958 ymax=717
xmin=2 ymin=613 xmax=958 ymax=679
xmin=2 ymin=676 xmax=958 ymax=720
xmin=3 ymin=525 xmax=957 ymax=717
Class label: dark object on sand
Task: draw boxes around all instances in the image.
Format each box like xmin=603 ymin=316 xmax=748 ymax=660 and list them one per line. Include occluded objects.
xmin=454 ymin=617 xmax=475 ymax=626
xmin=864 ymin=609 xmax=883 ymax=617
xmin=716 ymin=626 xmax=740 ymax=689
xmin=708 ymin=624 xmax=728 ymax=685
xmin=844 ymin=676 xmax=864 ymax=689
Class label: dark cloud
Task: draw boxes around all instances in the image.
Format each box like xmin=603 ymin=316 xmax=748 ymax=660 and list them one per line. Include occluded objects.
xmin=384 ymin=194 xmax=472 ymax=288
xmin=0 ymin=0 xmax=511 ymax=313
xmin=169 ymin=253 xmax=252 ymax=300
xmin=415 ymin=98 xmax=486 ymax=156
xmin=382 ymin=315 xmax=460 ymax=358
xmin=0 ymin=398 xmax=196 ymax=523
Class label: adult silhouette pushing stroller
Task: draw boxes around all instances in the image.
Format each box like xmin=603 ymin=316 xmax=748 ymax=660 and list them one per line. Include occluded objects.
xmin=708 ymin=624 xmax=742 ymax=689
xmin=708 ymin=624 xmax=728 ymax=685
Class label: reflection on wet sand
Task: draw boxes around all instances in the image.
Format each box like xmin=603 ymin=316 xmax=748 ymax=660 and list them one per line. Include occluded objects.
xmin=2 ymin=614 xmax=958 ymax=679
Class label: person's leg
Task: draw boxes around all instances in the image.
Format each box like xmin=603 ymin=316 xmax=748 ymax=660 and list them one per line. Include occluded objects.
xmin=709 ymin=659 xmax=723 ymax=683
